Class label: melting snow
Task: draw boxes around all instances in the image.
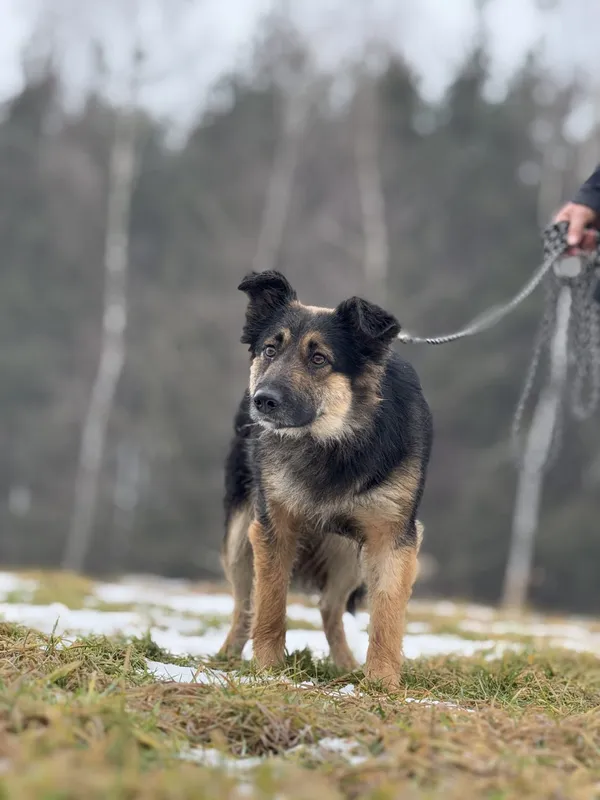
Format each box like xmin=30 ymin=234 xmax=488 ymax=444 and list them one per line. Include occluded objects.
xmin=181 ymin=737 xmax=370 ymax=770
xmin=0 ymin=572 xmax=597 ymax=677
xmin=181 ymin=747 xmax=263 ymax=770
xmin=0 ymin=573 xmax=36 ymax=601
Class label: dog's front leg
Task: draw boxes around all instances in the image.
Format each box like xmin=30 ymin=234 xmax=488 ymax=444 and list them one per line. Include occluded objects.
xmin=363 ymin=521 xmax=419 ymax=690
xmin=248 ymin=510 xmax=297 ymax=668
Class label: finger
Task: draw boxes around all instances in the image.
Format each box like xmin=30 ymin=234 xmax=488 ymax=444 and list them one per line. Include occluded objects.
xmin=554 ymin=203 xmax=573 ymax=223
xmin=581 ymin=229 xmax=599 ymax=252
xmin=567 ymin=207 xmax=589 ymax=246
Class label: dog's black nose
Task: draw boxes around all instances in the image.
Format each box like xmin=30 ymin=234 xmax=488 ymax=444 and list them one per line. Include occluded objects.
xmin=253 ymin=388 xmax=282 ymax=415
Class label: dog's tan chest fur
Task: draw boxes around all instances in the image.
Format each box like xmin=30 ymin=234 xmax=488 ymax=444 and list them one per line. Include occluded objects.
xmin=262 ymin=450 xmax=422 ymax=540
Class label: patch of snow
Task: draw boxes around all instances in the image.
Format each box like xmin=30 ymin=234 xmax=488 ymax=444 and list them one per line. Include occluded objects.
xmin=150 ymin=628 xmax=229 ymax=658
xmin=146 ymin=660 xmax=253 ymax=686
xmin=1 ymin=576 xmax=598 ymax=675
xmin=286 ymin=604 xmax=322 ymax=627
xmin=342 ymin=612 xmax=369 ymax=663
xmin=406 ymin=622 xmax=431 ymax=634
xmin=182 ymin=737 xmax=370 ymax=771
xmin=460 ymin=618 xmax=594 ymax=640
xmin=181 ymin=747 xmax=263 ymax=770
xmin=0 ymin=602 xmax=141 ymax=637
xmin=312 ymin=737 xmax=368 ymax=765
xmin=94 ymin=582 xmax=235 ymax=616
xmin=0 ymin=591 xmax=523 ymax=664
xmin=146 ymin=660 xmax=208 ymax=683
xmin=405 ymin=697 xmax=475 ymax=713
xmin=403 ymin=633 xmax=504 ymax=659
xmin=0 ymin=572 xmax=36 ymax=601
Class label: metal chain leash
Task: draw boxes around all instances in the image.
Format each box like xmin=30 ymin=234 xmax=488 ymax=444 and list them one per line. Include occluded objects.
xmin=570 ymin=266 xmax=600 ymax=420
xmin=510 ymin=274 xmax=560 ymax=466
xmin=397 ymin=221 xmax=600 ymax=469
xmin=511 ymin=224 xmax=600 ymax=465
xmin=397 ymin=225 xmax=569 ymax=346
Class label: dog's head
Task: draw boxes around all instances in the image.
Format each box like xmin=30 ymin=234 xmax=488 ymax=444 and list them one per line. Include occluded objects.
xmin=238 ymin=271 xmax=401 ymax=439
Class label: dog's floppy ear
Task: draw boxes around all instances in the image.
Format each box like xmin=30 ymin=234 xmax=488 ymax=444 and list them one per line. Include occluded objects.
xmin=238 ymin=271 xmax=297 ymax=351
xmin=335 ymin=296 xmax=400 ymax=357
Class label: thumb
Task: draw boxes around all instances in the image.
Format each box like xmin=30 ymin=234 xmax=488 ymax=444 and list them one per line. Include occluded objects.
xmin=567 ymin=207 xmax=589 ymax=246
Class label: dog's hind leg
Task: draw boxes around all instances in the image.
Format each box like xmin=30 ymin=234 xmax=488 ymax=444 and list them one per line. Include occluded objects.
xmin=318 ymin=539 xmax=361 ymax=671
xmin=249 ymin=508 xmax=298 ymax=669
xmin=219 ymin=505 xmax=254 ymax=658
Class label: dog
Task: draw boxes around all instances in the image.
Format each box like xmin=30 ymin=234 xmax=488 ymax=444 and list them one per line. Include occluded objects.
xmin=219 ymin=271 xmax=432 ymax=688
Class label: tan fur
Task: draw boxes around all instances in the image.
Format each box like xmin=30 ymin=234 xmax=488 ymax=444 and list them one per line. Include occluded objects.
xmin=260 ymin=458 xmax=308 ymax=518
xmin=321 ymin=605 xmax=359 ymax=671
xmin=292 ymin=302 xmax=334 ymax=315
xmin=355 ymin=458 xmax=422 ymax=527
xmin=261 ymin=449 xmax=423 ymax=529
xmin=249 ymin=358 xmax=260 ymax=394
xmin=310 ymin=373 xmax=353 ymax=440
xmin=218 ymin=504 xmax=254 ymax=656
xmin=354 ymin=461 xmax=423 ymax=687
xmin=354 ymin=362 xmax=385 ymax=407
xmin=316 ymin=537 xmax=361 ymax=670
xmin=299 ymin=332 xmax=334 ymax=363
xmin=250 ymin=456 xmax=424 ymax=683
xmin=415 ymin=519 xmax=424 ymax=551
xmin=220 ymin=485 xmax=425 ymax=678
xmin=278 ymin=328 xmax=292 ymax=347
xmin=249 ymin=511 xmax=298 ymax=668
xmin=362 ymin=521 xmax=419 ymax=690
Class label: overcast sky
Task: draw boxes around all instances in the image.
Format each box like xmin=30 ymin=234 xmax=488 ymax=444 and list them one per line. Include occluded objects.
xmin=1 ymin=0 xmax=599 ymax=138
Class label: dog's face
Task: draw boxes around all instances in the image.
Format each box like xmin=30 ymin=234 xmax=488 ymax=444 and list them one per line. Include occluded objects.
xmin=238 ymin=271 xmax=401 ymax=439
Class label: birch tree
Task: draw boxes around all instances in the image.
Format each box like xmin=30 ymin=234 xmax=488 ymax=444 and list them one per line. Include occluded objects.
xmin=63 ymin=49 xmax=141 ymax=571
xmin=501 ymin=88 xmax=567 ymax=610
xmin=354 ymin=67 xmax=388 ymax=307
xmin=253 ymin=5 xmax=312 ymax=274
xmin=353 ymin=0 xmax=389 ymax=307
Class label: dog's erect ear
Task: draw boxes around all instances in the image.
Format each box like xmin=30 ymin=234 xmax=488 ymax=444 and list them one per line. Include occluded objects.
xmin=238 ymin=271 xmax=297 ymax=351
xmin=335 ymin=296 xmax=400 ymax=357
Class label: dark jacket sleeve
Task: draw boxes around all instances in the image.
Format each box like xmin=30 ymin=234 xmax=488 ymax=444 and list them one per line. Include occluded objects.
xmin=574 ymin=164 xmax=600 ymax=213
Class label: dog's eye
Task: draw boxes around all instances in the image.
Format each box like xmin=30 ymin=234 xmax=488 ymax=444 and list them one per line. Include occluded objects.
xmin=264 ymin=345 xmax=276 ymax=359
xmin=311 ymin=353 xmax=327 ymax=366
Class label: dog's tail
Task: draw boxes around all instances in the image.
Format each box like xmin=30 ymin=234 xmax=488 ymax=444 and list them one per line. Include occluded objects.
xmin=345 ymin=584 xmax=367 ymax=616
xmin=345 ymin=520 xmax=425 ymax=615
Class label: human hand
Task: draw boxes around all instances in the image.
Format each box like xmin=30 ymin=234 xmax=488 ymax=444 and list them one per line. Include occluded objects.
xmin=553 ymin=202 xmax=599 ymax=254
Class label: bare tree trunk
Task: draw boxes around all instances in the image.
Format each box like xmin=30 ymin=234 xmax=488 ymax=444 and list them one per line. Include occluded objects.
xmin=501 ymin=111 xmax=565 ymax=609
xmin=502 ymin=283 xmax=572 ymax=609
xmin=109 ymin=440 xmax=141 ymax=572
xmin=354 ymin=71 xmax=389 ymax=306
xmin=63 ymin=91 xmax=138 ymax=572
xmin=253 ymin=84 xmax=310 ymax=273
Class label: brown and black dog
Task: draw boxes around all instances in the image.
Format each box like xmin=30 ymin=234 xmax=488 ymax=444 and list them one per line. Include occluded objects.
xmin=219 ymin=271 xmax=432 ymax=688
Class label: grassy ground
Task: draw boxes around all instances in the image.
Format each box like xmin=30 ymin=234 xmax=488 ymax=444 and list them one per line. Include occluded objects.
xmin=0 ymin=575 xmax=599 ymax=798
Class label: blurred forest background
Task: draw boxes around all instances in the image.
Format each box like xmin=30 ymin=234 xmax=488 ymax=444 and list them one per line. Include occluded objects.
xmin=1 ymin=0 xmax=599 ymax=612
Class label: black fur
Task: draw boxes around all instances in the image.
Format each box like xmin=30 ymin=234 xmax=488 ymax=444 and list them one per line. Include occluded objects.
xmin=238 ymin=271 xmax=297 ymax=352
xmin=224 ymin=271 xmax=433 ymax=614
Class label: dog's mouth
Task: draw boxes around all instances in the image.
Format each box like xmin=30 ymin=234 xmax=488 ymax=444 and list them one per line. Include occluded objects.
xmin=256 ymin=418 xmax=314 ymax=434
xmin=255 ymin=409 xmax=322 ymax=435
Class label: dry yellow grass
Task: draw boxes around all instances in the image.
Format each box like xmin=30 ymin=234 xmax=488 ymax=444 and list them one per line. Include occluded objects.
xmin=0 ymin=615 xmax=597 ymax=798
